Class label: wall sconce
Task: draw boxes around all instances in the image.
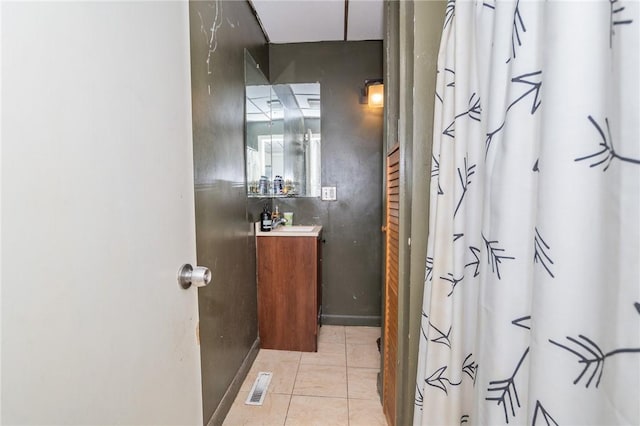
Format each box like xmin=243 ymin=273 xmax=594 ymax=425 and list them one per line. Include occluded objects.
xmin=361 ymin=79 xmax=384 ymax=108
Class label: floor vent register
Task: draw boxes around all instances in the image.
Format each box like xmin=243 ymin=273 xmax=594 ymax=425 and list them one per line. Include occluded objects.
xmin=245 ymin=372 xmax=272 ymax=406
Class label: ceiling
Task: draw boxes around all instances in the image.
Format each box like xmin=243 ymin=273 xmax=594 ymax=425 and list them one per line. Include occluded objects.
xmin=249 ymin=0 xmax=384 ymax=44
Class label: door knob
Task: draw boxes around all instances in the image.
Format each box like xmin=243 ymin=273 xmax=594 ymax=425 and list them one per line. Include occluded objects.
xmin=177 ymin=264 xmax=211 ymax=289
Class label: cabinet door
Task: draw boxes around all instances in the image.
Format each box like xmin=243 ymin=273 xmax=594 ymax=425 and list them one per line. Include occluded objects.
xmin=257 ymin=236 xmax=318 ymax=352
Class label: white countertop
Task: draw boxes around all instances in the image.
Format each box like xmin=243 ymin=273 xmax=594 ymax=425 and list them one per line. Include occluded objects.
xmin=255 ymin=222 xmax=322 ymax=237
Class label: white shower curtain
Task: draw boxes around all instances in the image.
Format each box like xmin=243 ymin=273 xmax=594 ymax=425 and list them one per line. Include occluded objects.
xmin=414 ymin=1 xmax=639 ymax=425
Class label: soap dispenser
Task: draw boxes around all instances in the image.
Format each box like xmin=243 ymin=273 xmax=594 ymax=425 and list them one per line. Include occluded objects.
xmin=260 ymin=204 xmax=272 ymax=232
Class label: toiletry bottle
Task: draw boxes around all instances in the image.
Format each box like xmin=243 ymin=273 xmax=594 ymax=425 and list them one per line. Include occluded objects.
xmin=258 ymin=176 xmax=268 ymax=195
xmin=260 ymin=205 xmax=272 ymax=231
xmin=274 ymin=175 xmax=284 ymax=195
xmin=272 ymin=205 xmax=280 ymax=223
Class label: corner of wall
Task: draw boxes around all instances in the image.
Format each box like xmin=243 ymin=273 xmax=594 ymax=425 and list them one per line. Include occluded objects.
xmin=386 ymin=0 xmax=447 ymax=425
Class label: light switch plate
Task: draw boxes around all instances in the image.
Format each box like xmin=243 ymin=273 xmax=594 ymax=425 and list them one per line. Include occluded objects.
xmin=321 ymin=186 xmax=337 ymax=201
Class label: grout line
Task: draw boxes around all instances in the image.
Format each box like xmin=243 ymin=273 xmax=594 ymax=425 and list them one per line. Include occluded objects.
xmin=283 ymin=351 xmax=302 ymax=425
xmin=344 ymin=328 xmax=351 ymax=425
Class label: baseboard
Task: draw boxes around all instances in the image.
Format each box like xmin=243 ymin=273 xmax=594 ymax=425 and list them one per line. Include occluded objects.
xmin=205 ymin=338 xmax=260 ymax=426
xmin=321 ymin=314 xmax=381 ymax=327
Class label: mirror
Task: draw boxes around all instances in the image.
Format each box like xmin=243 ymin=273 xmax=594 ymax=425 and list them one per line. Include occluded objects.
xmin=245 ymin=51 xmax=321 ymax=198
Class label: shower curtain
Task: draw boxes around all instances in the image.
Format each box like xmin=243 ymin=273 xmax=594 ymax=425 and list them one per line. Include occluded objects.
xmin=414 ymin=1 xmax=639 ymax=425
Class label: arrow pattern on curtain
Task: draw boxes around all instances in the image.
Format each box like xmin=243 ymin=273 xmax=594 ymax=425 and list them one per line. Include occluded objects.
xmin=485 ymin=71 xmax=542 ymax=156
xmin=431 ymin=155 xmax=445 ymax=195
xmin=482 ymin=234 xmax=515 ymax=280
xmin=425 ymin=353 xmax=478 ymax=395
xmin=511 ymin=315 xmax=531 ymax=330
xmin=440 ymin=272 xmax=465 ymax=297
xmin=454 ymin=156 xmax=477 ymax=217
xmin=443 ymin=94 xmax=482 ymax=139
xmin=444 ymin=0 xmax=456 ymax=29
xmin=465 ymin=246 xmax=481 ymax=277
xmin=532 ymin=401 xmax=559 ymax=426
xmin=549 ymin=304 xmax=640 ymax=389
xmin=610 ymin=0 xmax=634 ymax=46
xmin=574 ymin=115 xmax=640 ymax=171
xmin=486 ymin=347 xmax=530 ymax=423
xmin=414 ymin=2 xmax=639 ymax=425
xmin=549 ymin=335 xmax=640 ymax=388
xmin=435 ymin=68 xmax=456 ymax=105
xmin=428 ymin=322 xmax=452 ymax=348
xmin=425 ymin=256 xmax=434 ymax=282
xmin=533 ymin=227 xmax=554 ymax=278
xmin=508 ymin=0 xmax=526 ymax=63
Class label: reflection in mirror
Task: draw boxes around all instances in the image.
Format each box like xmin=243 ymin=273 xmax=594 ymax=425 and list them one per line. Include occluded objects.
xmin=245 ymin=51 xmax=321 ymax=198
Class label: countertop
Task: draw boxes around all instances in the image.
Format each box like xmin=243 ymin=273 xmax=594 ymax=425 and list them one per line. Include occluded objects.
xmin=255 ymin=222 xmax=322 ymax=237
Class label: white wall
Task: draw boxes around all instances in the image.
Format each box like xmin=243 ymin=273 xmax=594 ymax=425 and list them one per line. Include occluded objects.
xmin=1 ymin=2 xmax=202 ymax=424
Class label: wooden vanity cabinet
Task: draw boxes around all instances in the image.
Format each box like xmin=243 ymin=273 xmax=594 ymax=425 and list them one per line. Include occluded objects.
xmin=257 ymin=234 xmax=322 ymax=352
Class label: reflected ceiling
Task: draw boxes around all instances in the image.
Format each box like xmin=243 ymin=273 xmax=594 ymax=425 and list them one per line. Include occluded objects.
xmin=246 ymin=84 xmax=321 ymax=122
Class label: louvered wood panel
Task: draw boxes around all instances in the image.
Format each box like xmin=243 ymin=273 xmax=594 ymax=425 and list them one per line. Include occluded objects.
xmin=383 ymin=144 xmax=400 ymax=426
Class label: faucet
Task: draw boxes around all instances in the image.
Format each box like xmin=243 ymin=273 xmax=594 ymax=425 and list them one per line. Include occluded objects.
xmin=272 ymin=217 xmax=288 ymax=229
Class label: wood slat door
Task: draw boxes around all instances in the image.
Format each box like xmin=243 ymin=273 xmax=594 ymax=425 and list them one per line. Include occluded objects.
xmin=383 ymin=144 xmax=400 ymax=426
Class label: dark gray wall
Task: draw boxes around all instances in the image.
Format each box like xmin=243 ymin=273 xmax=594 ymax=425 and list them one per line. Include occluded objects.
xmin=188 ymin=1 xmax=266 ymax=424
xmin=269 ymin=41 xmax=384 ymax=325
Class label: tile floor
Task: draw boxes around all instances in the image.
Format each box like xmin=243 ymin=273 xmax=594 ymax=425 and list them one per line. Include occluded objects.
xmin=223 ymin=326 xmax=387 ymax=426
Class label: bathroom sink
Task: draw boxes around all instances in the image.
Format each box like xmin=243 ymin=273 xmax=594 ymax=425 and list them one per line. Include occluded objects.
xmin=255 ymin=222 xmax=322 ymax=237
xmin=277 ymin=226 xmax=316 ymax=232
